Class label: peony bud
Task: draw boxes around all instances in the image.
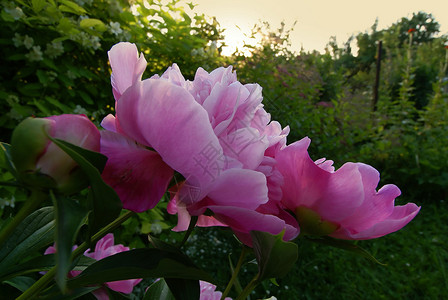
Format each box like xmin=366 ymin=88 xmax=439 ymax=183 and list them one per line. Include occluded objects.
xmin=11 ymin=114 xmax=100 ymax=194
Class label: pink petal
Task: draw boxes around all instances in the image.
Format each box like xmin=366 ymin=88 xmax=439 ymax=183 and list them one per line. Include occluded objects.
xmin=277 ymin=138 xmax=364 ymax=222
xmin=100 ymin=131 xmax=173 ymax=212
xmin=209 ymin=205 xmax=300 ymax=247
xmin=100 ymin=114 xmax=117 ymax=132
xmin=331 ymin=203 xmax=421 ymax=239
xmin=205 ymin=169 xmax=268 ymax=210
xmin=108 ymin=42 xmax=147 ymax=101
xmin=116 ymin=79 xmax=224 ymax=193
xmin=106 ymin=278 xmax=142 ymax=294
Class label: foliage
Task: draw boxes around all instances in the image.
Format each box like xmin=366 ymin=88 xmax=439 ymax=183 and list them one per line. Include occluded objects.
xmin=0 ymin=0 xmax=224 ymax=142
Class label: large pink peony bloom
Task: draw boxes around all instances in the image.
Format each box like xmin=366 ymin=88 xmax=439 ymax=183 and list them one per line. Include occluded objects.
xmin=101 ymin=42 xmax=298 ymax=244
xmin=276 ymin=137 xmax=420 ymax=239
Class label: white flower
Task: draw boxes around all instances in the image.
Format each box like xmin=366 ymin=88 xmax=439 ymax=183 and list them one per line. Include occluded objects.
xmin=25 ymin=46 xmax=43 ymax=62
xmin=91 ymin=36 xmax=101 ymax=50
xmin=45 ymin=41 xmax=64 ymax=58
xmin=23 ymin=35 xmax=34 ymax=49
xmin=12 ymin=33 xmax=22 ymax=47
xmin=4 ymin=5 xmax=24 ymax=20
xmin=109 ymin=21 xmax=123 ymax=36
xmin=73 ymin=105 xmax=88 ymax=115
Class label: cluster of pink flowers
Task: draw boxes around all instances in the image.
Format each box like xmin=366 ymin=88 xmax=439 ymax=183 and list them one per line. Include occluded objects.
xmin=28 ymin=42 xmax=420 ymax=299
xmin=99 ymin=42 xmax=419 ymax=245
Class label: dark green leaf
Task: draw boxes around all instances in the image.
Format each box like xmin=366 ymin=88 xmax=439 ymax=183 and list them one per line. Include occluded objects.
xmin=306 ymin=236 xmax=386 ymax=265
xmin=0 ymin=207 xmax=55 ymax=271
xmin=3 ymin=276 xmax=36 ymax=292
xmin=0 ymin=143 xmax=18 ymax=178
xmin=68 ymin=249 xmax=214 ymax=289
xmin=53 ymin=194 xmax=89 ymax=291
xmin=250 ymin=231 xmax=298 ymax=281
xmin=165 ymin=278 xmax=199 ymax=300
xmin=144 ymin=279 xmax=176 ymax=300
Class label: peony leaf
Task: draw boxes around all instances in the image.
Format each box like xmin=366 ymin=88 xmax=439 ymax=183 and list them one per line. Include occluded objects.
xmin=0 ymin=142 xmax=18 ymax=178
xmin=47 ymin=137 xmax=122 ymax=237
xmin=250 ymin=230 xmax=298 ymax=281
xmin=0 ymin=254 xmax=95 ymax=282
xmin=144 ymin=278 xmax=176 ymax=300
xmin=0 ymin=207 xmax=54 ymax=273
xmin=67 ymin=249 xmax=213 ymax=290
xmin=305 ymin=236 xmax=386 ymax=265
xmin=52 ymin=193 xmax=89 ymax=292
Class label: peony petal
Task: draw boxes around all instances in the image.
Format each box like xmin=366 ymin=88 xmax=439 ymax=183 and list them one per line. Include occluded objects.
xmin=100 ymin=131 xmax=173 ymax=212
xmin=100 ymin=114 xmax=117 ymax=132
xmin=205 ymin=169 xmax=268 ymax=210
xmin=331 ymin=203 xmax=421 ymax=240
xmin=209 ymin=205 xmax=300 ymax=247
xmin=108 ymin=42 xmax=147 ymax=101
xmin=116 ymin=79 xmax=224 ymax=193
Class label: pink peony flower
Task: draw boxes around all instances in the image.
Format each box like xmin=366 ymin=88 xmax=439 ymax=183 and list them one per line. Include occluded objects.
xmin=84 ymin=234 xmax=142 ymax=299
xmin=101 ymin=42 xmax=297 ymax=245
xmin=11 ymin=114 xmax=100 ymax=194
xmin=276 ymin=137 xmax=420 ymax=239
xmin=43 ymin=234 xmax=141 ymax=299
xmin=200 ymin=281 xmax=231 ymax=300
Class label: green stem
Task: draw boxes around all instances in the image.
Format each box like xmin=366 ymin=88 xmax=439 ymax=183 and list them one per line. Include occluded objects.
xmin=221 ymin=246 xmax=250 ymax=300
xmin=236 ymin=275 xmax=258 ymax=300
xmin=0 ymin=189 xmax=46 ymax=246
xmin=16 ymin=210 xmax=135 ymax=300
xmin=178 ymin=216 xmax=198 ymax=248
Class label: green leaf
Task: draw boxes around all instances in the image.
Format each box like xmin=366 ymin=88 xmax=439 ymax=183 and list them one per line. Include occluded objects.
xmin=68 ymin=249 xmax=214 ymax=289
xmin=58 ymin=0 xmax=86 ymax=15
xmin=144 ymin=279 xmax=176 ymax=300
xmin=250 ymin=231 xmax=298 ymax=281
xmin=3 ymin=276 xmax=36 ymax=292
xmin=165 ymin=278 xmax=199 ymax=300
xmin=306 ymin=236 xmax=386 ymax=265
xmin=32 ymin=0 xmax=47 ymax=13
xmin=80 ymin=18 xmax=107 ymax=32
xmin=0 ymin=207 xmax=55 ymax=271
xmin=47 ymin=137 xmax=121 ymax=235
xmin=0 ymin=143 xmax=18 ymax=178
xmin=39 ymin=285 xmax=99 ymax=300
xmin=53 ymin=193 xmax=89 ymax=291
xmin=0 ymin=253 xmax=95 ymax=281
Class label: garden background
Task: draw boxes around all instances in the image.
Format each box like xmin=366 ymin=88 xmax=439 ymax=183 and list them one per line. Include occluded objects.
xmin=0 ymin=0 xmax=447 ymax=298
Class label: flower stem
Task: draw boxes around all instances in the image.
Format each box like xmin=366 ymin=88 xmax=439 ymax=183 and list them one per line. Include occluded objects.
xmin=178 ymin=216 xmax=198 ymax=248
xmin=236 ymin=274 xmax=259 ymax=300
xmin=16 ymin=210 xmax=135 ymax=300
xmin=221 ymin=246 xmax=250 ymax=299
xmin=0 ymin=189 xmax=47 ymax=246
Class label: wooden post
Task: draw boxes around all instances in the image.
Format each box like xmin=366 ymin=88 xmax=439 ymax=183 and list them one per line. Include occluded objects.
xmin=373 ymin=40 xmax=382 ymax=111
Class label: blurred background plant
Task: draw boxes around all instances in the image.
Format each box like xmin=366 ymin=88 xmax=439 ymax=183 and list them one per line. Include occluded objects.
xmin=1 ymin=1 xmax=447 ymax=298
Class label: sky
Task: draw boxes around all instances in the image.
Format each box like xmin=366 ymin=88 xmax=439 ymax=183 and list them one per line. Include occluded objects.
xmin=191 ymin=0 xmax=448 ymax=55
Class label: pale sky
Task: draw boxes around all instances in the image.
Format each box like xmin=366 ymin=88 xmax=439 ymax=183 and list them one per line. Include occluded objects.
xmin=191 ymin=0 xmax=448 ymax=55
